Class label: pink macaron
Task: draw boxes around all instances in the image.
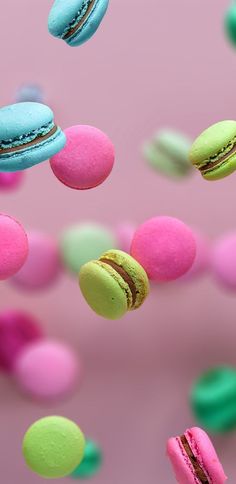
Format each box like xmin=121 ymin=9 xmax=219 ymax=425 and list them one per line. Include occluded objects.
xmin=0 ymin=310 xmax=43 ymax=372
xmin=11 ymin=231 xmax=61 ymax=290
xmin=210 ymin=233 xmax=236 ymax=290
xmin=50 ymin=125 xmax=115 ymax=190
xmin=14 ymin=340 xmax=80 ymax=401
xmin=167 ymin=426 xmax=227 ymax=484
xmin=116 ymin=223 xmax=136 ymax=254
xmin=0 ymin=213 xmax=28 ymax=280
xmin=0 ymin=171 xmax=24 ymax=190
xmin=130 ymin=216 xmax=196 ymax=281
xmin=181 ymin=230 xmax=210 ymax=281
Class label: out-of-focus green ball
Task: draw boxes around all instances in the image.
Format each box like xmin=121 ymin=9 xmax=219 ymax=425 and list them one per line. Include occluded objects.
xmin=70 ymin=439 xmax=102 ymax=479
xmin=225 ymin=2 xmax=236 ymax=46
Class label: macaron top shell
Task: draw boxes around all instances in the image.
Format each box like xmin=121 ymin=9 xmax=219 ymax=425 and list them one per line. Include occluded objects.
xmin=0 ymin=102 xmax=53 ymax=142
xmin=48 ymin=0 xmax=88 ymax=38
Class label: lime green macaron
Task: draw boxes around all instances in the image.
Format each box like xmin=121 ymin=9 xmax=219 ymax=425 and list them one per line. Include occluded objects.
xmin=70 ymin=439 xmax=102 ymax=479
xmin=79 ymin=249 xmax=149 ymax=320
xmin=22 ymin=416 xmax=85 ymax=479
xmin=189 ymin=120 xmax=236 ymax=180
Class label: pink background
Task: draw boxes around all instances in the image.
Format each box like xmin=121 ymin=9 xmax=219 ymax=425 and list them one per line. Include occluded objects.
xmin=1 ymin=0 xmax=236 ymax=482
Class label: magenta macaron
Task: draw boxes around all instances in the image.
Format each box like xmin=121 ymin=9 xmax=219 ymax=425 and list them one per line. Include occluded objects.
xmin=0 ymin=171 xmax=24 ymax=190
xmin=167 ymin=427 xmax=227 ymax=483
xmin=0 ymin=213 xmax=28 ymax=279
xmin=131 ymin=216 xmax=196 ymax=281
xmin=50 ymin=125 xmax=115 ymax=190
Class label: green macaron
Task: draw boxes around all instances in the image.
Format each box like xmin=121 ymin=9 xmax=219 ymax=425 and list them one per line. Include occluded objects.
xmin=22 ymin=416 xmax=85 ymax=479
xmin=70 ymin=439 xmax=102 ymax=479
xmin=79 ymin=249 xmax=149 ymax=320
xmin=189 ymin=120 xmax=236 ymax=180
xmin=191 ymin=366 xmax=236 ymax=433
xmin=225 ymin=2 xmax=236 ymax=47
xmin=143 ymin=129 xmax=192 ymax=178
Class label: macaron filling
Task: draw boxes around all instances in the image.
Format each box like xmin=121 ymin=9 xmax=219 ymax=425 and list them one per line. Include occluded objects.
xmin=63 ymin=0 xmax=97 ymax=40
xmin=100 ymin=257 xmax=137 ymax=307
xmin=199 ymin=137 xmax=236 ymax=174
xmin=179 ymin=435 xmax=209 ymax=483
xmin=0 ymin=122 xmax=57 ymax=155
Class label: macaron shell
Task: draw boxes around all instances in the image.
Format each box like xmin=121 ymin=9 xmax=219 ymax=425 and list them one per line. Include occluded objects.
xmin=48 ymin=0 xmax=86 ymax=37
xmin=101 ymin=249 xmax=149 ymax=309
xmin=66 ymin=0 xmax=109 ymax=47
xmin=0 ymin=102 xmax=53 ymax=141
xmin=202 ymin=152 xmax=236 ymax=180
xmin=189 ymin=120 xmax=236 ymax=167
xmin=79 ymin=260 xmax=129 ymax=319
xmin=167 ymin=437 xmax=196 ymax=484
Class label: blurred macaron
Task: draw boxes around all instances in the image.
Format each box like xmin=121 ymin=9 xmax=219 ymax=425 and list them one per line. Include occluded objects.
xmin=60 ymin=222 xmax=117 ymax=275
xmin=15 ymin=84 xmax=44 ymax=104
xmin=11 ymin=231 xmax=61 ymax=290
xmin=0 ymin=171 xmax=24 ymax=191
xmin=225 ymin=2 xmax=236 ymax=47
xmin=143 ymin=129 xmax=192 ymax=179
xmin=211 ymin=233 xmax=236 ymax=290
xmin=70 ymin=439 xmax=102 ymax=479
xmin=0 ymin=213 xmax=28 ymax=280
xmin=14 ymin=340 xmax=81 ymax=401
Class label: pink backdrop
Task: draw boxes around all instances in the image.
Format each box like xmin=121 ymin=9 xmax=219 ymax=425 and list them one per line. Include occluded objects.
xmin=1 ymin=0 xmax=236 ymax=482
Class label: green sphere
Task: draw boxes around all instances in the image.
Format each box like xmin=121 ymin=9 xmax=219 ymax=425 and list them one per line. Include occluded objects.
xmin=70 ymin=439 xmax=102 ymax=479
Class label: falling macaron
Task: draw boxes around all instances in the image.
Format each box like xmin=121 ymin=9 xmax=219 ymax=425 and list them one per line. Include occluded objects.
xmin=0 ymin=102 xmax=65 ymax=172
xmin=48 ymin=0 xmax=110 ymax=47
xmin=189 ymin=120 xmax=236 ymax=181
xmin=225 ymin=2 xmax=236 ymax=47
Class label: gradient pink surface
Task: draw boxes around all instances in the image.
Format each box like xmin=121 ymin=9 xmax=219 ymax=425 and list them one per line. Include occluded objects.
xmin=1 ymin=0 xmax=236 ymax=483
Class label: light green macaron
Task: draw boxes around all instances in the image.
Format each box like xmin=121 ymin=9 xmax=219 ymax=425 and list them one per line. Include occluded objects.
xmin=60 ymin=223 xmax=117 ymax=275
xmin=189 ymin=120 xmax=236 ymax=180
xmin=79 ymin=249 xmax=149 ymax=320
xmin=22 ymin=416 xmax=85 ymax=479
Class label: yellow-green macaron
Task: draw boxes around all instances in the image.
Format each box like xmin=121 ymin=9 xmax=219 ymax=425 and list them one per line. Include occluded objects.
xmin=79 ymin=250 xmax=149 ymax=319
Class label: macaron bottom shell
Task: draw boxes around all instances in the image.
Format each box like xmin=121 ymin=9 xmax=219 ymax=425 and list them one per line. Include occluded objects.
xmin=202 ymin=152 xmax=236 ymax=181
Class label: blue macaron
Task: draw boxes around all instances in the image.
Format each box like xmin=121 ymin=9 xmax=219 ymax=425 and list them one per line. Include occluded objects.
xmin=48 ymin=0 xmax=109 ymax=47
xmin=0 ymin=102 xmax=66 ymax=171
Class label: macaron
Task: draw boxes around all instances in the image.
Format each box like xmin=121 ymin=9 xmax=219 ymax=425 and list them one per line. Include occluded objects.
xmin=15 ymin=84 xmax=44 ymax=104
xmin=130 ymin=216 xmax=196 ymax=282
xmin=70 ymin=439 xmax=102 ymax=479
xmin=0 ymin=171 xmax=24 ymax=190
xmin=189 ymin=120 xmax=236 ymax=181
xmin=50 ymin=125 xmax=115 ymax=190
xmin=11 ymin=231 xmax=61 ymax=290
xmin=191 ymin=366 xmax=236 ymax=433
xmin=14 ymin=340 xmax=80 ymax=401
xmin=60 ymin=222 xmax=117 ymax=274
xmin=167 ymin=426 xmax=227 ymax=484
xmin=0 ymin=213 xmax=28 ymax=279
xmin=225 ymin=2 xmax=236 ymax=47
xmin=0 ymin=102 xmax=65 ymax=171
xmin=143 ymin=129 xmax=192 ymax=178
xmin=210 ymin=233 xmax=236 ymax=290
xmin=0 ymin=310 xmax=43 ymax=372
xmin=115 ymin=222 xmax=136 ymax=253
xmin=22 ymin=416 xmax=85 ymax=478
xmin=48 ymin=0 xmax=109 ymax=47
xmin=79 ymin=249 xmax=149 ymax=319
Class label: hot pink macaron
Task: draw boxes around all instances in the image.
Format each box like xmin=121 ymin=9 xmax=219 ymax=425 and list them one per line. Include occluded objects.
xmin=0 ymin=310 xmax=43 ymax=372
xmin=0 ymin=213 xmax=28 ymax=279
xmin=14 ymin=340 xmax=80 ymax=401
xmin=130 ymin=216 xmax=196 ymax=281
xmin=50 ymin=125 xmax=115 ymax=190
xmin=210 ymin=233 xmax=236 ymax=290
xmin=167 ymin=427 xmax=227 ymax=484
xmin=11 ymin=231 xmax=60 ymax=290
xmin=0 ymin=171 xmax=24 ymax=190
xmin=116 ymin=223 xmax=136 ymax=254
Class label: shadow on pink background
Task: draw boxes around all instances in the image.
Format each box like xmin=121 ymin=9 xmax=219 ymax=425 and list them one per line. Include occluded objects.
xmin=0 ymin=0 xmax=236 ymax=482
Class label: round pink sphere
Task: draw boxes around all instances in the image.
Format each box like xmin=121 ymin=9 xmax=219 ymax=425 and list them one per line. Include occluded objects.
xmin=14 ymin=340 xmax=80 ymax=400
xmin=211 ymin=233 xmax=236 ymax=290
xmin=0 ymin=171 xmax=24 ymax=190
xmin=0 ymin=310 xmax=43 ymax=372
xmin=11 ymin=231 xmax=60 ymax=290
xmin=181 ymin=230 xmax=210 ymax=281
xmin=116 ymin=223 xmax=136 ymax=253
xmin=130 ymin=216 xmax=196 ymax=281
xmin=50 ymin=125 xmax=115 ymax=190
xmin=0 ymin=213 xmax=28 ymax=280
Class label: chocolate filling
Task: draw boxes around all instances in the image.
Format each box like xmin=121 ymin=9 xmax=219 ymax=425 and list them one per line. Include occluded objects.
xmin=200 ymin=142 xmax=236 ymax=174
xmin=63 ymin=0 xmax=96 ymax=40
xmin=100 ymin=258 xmax=137 ymax=307
xmin=180 ymin=435 xmax=209 ymax=483
xmin=0 ymin=125 xmax=58 ymax=154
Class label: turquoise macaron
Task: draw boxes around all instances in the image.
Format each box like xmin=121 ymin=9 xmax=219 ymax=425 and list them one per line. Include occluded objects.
xmin=48 ymin=0 xmax=109 ymax=47
xmin=0 ymin=102 xmax=66 ymax=172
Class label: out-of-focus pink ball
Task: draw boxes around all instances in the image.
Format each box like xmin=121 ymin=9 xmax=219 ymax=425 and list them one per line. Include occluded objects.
xmin=211 ymin=233 xmax=236 ymax=290
xmin=11 ymin=231 xmax=60 ymax=290
xmin=50 ymin=125 xmax=115 ymax=190
xmin=0 ymin=172 xmax=24 ymax=190
xmin=116 ymin=223 xmax=136 ymax=254
xmin=14 ymin=340 xmax=80 ymax=400
xmin=0 ymin=310 xmax=43 ymax=372
xmin=0 ymin=213 xmax=28 ymax=280
xmin=180 ymin=230 xmax=210 ymax=280
xmin=131 ymin=216 xmax=196 ymax=281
